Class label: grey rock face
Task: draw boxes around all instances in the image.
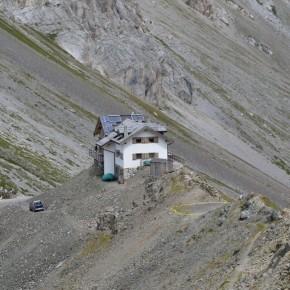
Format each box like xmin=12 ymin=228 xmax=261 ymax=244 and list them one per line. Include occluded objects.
xmin=240 ymin=209 xmax=250 ymax=220
xmin=184 ymin=0 xmax=214 ymax=17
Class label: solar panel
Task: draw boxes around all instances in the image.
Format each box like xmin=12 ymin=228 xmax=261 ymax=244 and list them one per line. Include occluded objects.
xmin=131 ymin=114 xmax=145 ymax=122
xmin=101 ymin=114 xmax=145 ymax=135
xmin=108 ymin=115 xmax=122 ymax=123
xmin=106 ymin=123 xmax=113 ymax=132
xmin=103 ymin=116 xmax=110 ymax=122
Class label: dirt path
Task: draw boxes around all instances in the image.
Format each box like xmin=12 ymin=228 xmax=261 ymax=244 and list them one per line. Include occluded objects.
xmin=225 ymin=229 xmax=264 ymax=290
xmin=170 ymin=202 xmax=227 ymax=216
xmin=0 ymin=195 xmax=30 ymax=209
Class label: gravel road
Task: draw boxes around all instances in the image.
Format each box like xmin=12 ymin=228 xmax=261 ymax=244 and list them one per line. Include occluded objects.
xmin=0 ymin=27 xmax=289 ymax=207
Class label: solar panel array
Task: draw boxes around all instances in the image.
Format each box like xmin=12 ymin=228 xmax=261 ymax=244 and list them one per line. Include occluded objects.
xmin=101 ymin=114 xmax=145 ymax=135
xmin=130 ymin=114 xmax=144 ymax=122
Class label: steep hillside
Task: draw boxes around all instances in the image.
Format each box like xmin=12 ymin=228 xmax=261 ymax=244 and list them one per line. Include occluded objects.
xmin=0 ymin=15 xmax=128 ymax=197
xmin=0 ymin=35 xmax=94 ymax=196
xmin=0 ymin=1 xmax=289 ymax=204
xmin=1 ymin=0 xmax=290 ymax=182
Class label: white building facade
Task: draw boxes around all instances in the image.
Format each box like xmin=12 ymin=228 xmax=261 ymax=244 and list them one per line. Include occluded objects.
xmin=94 ymin=115 xmax=170 ymax=179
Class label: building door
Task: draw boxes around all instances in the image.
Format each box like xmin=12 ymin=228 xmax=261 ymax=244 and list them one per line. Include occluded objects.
xmin=104 ymin=150 xmax=115 ymax=175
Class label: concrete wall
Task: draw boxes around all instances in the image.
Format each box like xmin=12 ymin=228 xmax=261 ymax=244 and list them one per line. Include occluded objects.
xmin=122 ymin=131 xmax=167 ymax=169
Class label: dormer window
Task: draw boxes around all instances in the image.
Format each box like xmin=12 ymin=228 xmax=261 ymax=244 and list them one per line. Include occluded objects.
xmin=149 ymin=137 xmax=158 ymax=143
xmin=133 ymin=137 xmax=142 ymax=144
xmin=133 ymin=137 xmax=158 ymax=144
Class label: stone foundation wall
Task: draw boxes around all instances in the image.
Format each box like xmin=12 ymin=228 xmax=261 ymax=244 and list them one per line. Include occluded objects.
xmin=123 ymin=168 xmax=138 ymax=180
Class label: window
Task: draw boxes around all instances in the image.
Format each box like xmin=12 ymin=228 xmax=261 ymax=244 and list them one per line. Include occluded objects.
xmin=149 ymin=153 xmax=158 ymax=158
xmin=149 ymin=137 xmax=158 ymax=143
xmin=133 ymin=153 xmax=143 ymax=160
xmin=133 ymin=153 xmax=159 ymax=160
xmin=133 ymin=137 xmax=142 ymax=144
xmin=133 ymin=137 xmax=159 ymax=144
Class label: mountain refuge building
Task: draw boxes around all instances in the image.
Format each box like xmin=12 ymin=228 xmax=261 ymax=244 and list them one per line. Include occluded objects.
xmin=93 ymin=114 xmax=171 ymax=180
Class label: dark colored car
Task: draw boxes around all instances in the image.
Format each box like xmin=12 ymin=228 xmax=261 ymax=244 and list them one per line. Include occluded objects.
xmin=29 ymin=200 xmax=45 ymax=212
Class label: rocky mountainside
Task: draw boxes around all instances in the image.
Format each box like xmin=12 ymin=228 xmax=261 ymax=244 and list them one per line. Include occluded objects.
xmin=1 ymin=0 xmax=290 ymax=191
xmin=0 ymin=2 xmax=289 ymax=289
xmin=0 ymin=167 xmax=289 ymax=290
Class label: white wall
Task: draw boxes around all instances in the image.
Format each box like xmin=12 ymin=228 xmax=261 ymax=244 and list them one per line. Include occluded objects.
xmin=122 ymin=131 xmax=168 ymax=169
xmin=104 ymin=143 xmax=115 ymax=175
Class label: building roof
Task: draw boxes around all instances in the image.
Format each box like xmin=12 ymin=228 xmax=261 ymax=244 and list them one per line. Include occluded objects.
xmin=94 ymin=113 xmax=145 ymax=136
xmin=96 ymin=117 xmax=168 ymax=147
xmin=115 ymin=119 xmax=166 ymax=135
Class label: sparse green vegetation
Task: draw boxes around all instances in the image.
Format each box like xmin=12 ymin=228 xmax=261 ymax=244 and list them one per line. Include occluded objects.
xmin=255 ymin=222 xmax=267 ymax=233
xmin=47 ymin=32 xmax=58 ymax=41
xmin=0 ymin=16 xmax=88 ymax=81
xmin=260 ymin=196 xmax=280 ymax=211
xmin=0 ymin=136 xmax=68 ymax=186
xmin=171 ymin=204 xmax=193 ymax=215
xmin=0 ymin=173 xmax=18 ymax=193
xmin=65 ymin=159 xmax=75 ymax=166
xmin=219 ymin=192 xmax=234 ymax=203
xmin=170 ymin=173 xmax=188 ymax=194
xmin=272 ymin=156 xmax=290 ymax=175
xmin=81 ymin=234 xmax=112 ymax=257
xmin=0 ymin=17 xmax=52 ymax=58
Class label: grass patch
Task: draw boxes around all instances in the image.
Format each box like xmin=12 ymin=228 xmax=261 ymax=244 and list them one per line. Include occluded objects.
xmin=170 ymin=174 xmax=187 ymax=194
xmin=65 ymin=159 xmax=75 ymax=167
xmin=219 ymin=192 xmax=234 ymax=203
xmin=0 ymin=136 xmax=68 ymax=186
xmin=47 ymin=32 xmax=58 ymax=41
xmin=171 ymin=204 xmax=194 ymax=216
xmin=255 ymin=222 xmax=267 ymax=233
xmin=80 ymin=233 xmax=112 ymax=257
xmin=219 ymin=279 xmax=230 ymax=289
xmin=0 ymin=137 xmax=11 ymax=149
xmin=0 ymin=16 xmax=88 ymax=81
xmin=260 ymin=196 xmax=280 ymax=211
xmin=0 ymin=174 xmax=18 ymax=196
xmin=272 ymin=156 xmax=290 ymax=175
xmin=0 ymin=17 xmax=51 ymax=58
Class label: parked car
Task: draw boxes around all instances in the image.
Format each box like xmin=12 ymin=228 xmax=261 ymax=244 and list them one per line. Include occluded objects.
xmin=29 ymin=200 xmax=45 ymax=212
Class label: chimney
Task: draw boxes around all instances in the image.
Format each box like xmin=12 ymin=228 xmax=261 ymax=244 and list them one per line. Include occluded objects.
xmin=124 ymin=125 xmax=128 ymax=138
